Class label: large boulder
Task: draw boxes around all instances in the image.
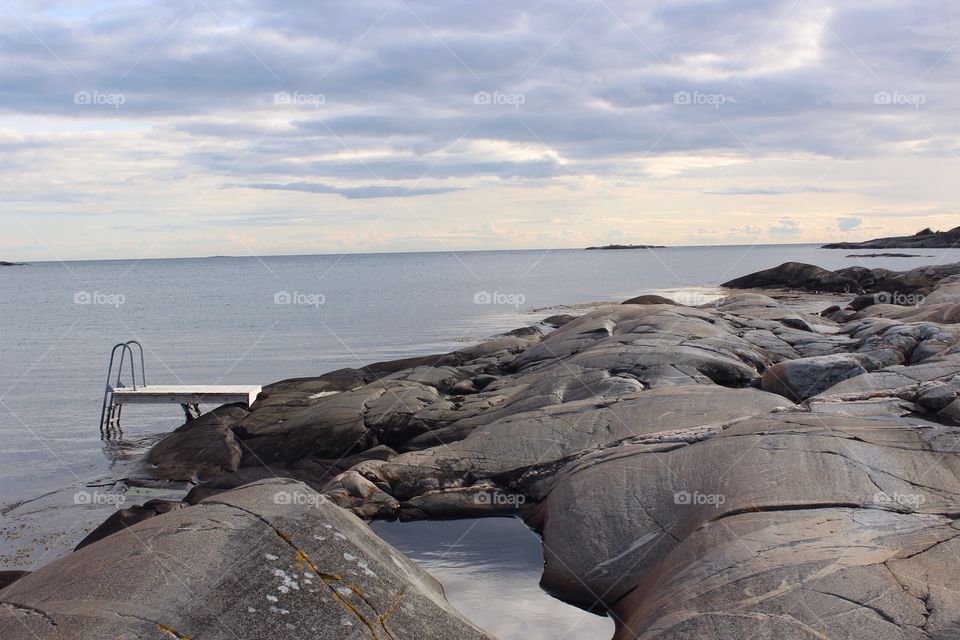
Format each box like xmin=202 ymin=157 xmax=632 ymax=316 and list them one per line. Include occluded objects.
xmin=724 ymin=261 xmax=960 ymax=301
xmin=529 ymin=413 xmax=960 ymax=638
xmin=0 ymin=479 xmax=491 ymax=640
xmin=721 ymin=262 xmax=833 ymax=290
xmin=761 ymin=353 xmax=870 ymax=402
xmin=145 ymin=404 xmax=248 ymax=481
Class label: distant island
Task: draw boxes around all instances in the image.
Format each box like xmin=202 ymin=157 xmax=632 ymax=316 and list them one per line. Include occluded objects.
xmin=823 ymin=226 xmax=960 ymax=249
xmin=0 ymin=261 xmax=26 ymax=266
xmin=585 ymin=244 xmax=665 ymax=250
xmin=846 ymin=253 xmax=932 ymax=258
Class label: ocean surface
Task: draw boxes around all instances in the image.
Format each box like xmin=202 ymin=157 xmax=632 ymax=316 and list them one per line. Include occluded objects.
xmin=3 ymin=243 xmax=960 ymax=636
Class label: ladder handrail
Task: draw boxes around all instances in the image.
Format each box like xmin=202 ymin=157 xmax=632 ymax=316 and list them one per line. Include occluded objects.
xmin=128 ymin=340 xmax=146 ymax=388
xmin=100 ymin=341 xmax=148 ymax=434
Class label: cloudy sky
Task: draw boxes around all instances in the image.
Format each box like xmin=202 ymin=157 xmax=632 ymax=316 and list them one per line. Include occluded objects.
xmin=1 ymin=0 xmax=958 ymax=260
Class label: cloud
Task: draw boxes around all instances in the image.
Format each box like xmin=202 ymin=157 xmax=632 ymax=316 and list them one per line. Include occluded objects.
xmin=3 ymin=0 xmax=960 ymax=257
xmin=234 ymin=181 xmax=464 ymax=199
xmin=703 ymin=186 xmax=839 ymax=196
xmin=768 ymin=217 xmax=802 ymax=236
xmin=837 ymin=216 xmax=863 ymax=231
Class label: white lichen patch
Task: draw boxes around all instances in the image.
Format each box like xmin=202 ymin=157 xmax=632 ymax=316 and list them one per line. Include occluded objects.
xmin=264 ymin=553 xmax=279 ymax=561
xmin=335 ymin=587 xmax=353 ymax=598
xmin=357 ymin=559 xmax=376 ymax=577
xmin=343 ymin=552 xmax=357 ymax=562
xmin=340 ymin=616 xmax=354 ymax=627
xmin=266 ymin=595 xmax=278 ymax=603
xmin=273 ymin=568 xmax=300 ymax=593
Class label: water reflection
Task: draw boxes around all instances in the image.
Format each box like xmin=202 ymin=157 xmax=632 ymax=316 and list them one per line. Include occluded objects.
xmin=372 ymin=517 xmax=614 ymax=640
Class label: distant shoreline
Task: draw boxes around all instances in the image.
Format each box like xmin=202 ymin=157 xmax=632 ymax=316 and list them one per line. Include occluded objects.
xmin=584 ymin=244 xmax=665 ymax=250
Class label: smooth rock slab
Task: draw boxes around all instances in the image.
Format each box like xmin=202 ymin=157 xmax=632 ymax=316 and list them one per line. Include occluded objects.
xmin=0 ymin=479 xmax=491 ymax=640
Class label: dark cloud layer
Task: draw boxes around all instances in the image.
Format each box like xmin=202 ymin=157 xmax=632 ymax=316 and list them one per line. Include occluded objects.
xmin=0 ymin=0 xmax=957 ymax=184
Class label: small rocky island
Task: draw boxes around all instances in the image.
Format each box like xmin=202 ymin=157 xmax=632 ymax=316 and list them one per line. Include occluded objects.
xmin=585 ymin=244 xmax=665 ymax=250
xmin=4 ymin=261 xmax=960 ymax=638
xmin=824 ymin=225 xmax=960 ymax=249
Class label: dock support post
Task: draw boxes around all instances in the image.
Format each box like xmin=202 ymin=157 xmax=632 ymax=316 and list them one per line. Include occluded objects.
xmin=180 ymin=403 xmax=201 ymax=421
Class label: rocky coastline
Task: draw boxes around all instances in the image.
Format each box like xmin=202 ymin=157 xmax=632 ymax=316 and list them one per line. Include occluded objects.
xmin=823 ymin=226 xmax=960 ymax=249
xmin=4 ymin=261 xmax=960 ymax=638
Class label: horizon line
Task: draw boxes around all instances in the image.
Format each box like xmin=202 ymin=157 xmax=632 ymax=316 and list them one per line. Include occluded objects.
xmin=7 ymin=240 xmax=857 ymax=264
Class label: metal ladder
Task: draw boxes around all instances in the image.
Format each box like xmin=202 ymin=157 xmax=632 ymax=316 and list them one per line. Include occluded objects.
xmin=99 ymin=341 xmax=202 ymax=437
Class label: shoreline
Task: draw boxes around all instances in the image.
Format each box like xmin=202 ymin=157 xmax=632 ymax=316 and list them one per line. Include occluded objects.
xmin=0 ymin=286 xmax=847 ymax=569
xmin=5 ymin=261 xmax=960 ymax=638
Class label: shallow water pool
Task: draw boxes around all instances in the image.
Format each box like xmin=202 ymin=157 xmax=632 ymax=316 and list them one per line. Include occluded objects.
xmin=372 ymin=517 xmax=615 ymax=640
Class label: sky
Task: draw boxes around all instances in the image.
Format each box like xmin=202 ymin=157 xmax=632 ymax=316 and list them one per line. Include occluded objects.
xmin=0 ymin=0 xmax=959 ymax=260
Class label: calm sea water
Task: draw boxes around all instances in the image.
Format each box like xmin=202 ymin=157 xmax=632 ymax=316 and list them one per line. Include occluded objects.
xmin=2 ymin=244 xmax=959 ymax=637
xmin=372 ymin=517 xmax=616 ymax=639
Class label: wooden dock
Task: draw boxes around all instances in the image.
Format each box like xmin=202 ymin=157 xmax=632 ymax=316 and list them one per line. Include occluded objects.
xmin=109 ymin=384 xmax=261 ymax=408
xmin=100 ymin=341 xmax=262 ymax=436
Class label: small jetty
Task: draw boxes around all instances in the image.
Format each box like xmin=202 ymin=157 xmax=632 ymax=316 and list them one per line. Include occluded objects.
xmin=100 ymin=341 xmax=260 ymax=436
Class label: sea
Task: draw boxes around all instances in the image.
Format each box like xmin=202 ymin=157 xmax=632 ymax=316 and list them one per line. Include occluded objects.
xmin=2 ymin=243 xmax=958 ymax=638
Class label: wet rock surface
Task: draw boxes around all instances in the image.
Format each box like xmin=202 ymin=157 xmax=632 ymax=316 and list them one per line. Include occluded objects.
xmin=9 ymin=261 xmax=960 ymax=638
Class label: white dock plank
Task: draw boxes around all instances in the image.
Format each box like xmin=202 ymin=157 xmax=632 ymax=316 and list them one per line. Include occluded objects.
xmin=109 ymin=384 xmax=261 ymax=408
